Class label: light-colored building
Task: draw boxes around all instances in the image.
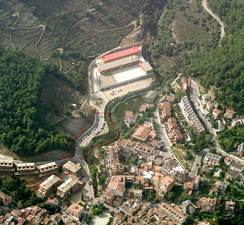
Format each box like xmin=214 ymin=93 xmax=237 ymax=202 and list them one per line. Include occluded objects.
xmin=206 ymin=102 xmax=214 ymax=111
xmin=56 ymin=177 xmax=81 ymax=198
xmin=213 ymin=109 xmax=222 ymax=119
xmin=0 ymin=159 xmax=15 ymax=172
xmin=204 ymin=152 xmax=222 ymax=165
xmin=37 ymin=175 xmax=63 ymax=196
xmin=231 ymin=117 xmax=241 ymax=127
xmin=182 ymin=200 xmax=196 ymax=215
xmin=224 ymin=109 xmax=235 ymax=119
xmin=225 ymin=201 xmax=235 ymax=213
xmin=160 ymin=201 xmax=187 ymax=224
xmin=197 ymin=197 xmax=217 ymax=213
xmin=66 ymin=203 xmax=84 ymax=219
xmin=16 ymin=163 xmax=36 ymax=174
xmin=124 ymin=111 xmax=138 ymax=124
xmin=37 ymin=162 xmax=58 ymax=177
xmin=62 ymin=161 xmax=83 ymax=179
xmin=237 ymin=143 xmax=244 ymax=157
xmin=229 ymin=162 xmax=244 ymax=173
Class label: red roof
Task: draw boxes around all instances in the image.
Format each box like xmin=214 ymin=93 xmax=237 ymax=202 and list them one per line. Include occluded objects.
xmin=102 ymin=46 xmax=140 ymax=62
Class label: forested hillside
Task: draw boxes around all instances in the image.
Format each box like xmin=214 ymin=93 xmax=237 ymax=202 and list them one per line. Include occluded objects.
xmin=189 ymin=0 xmax=244 ymax=112
xmin=0 ymin=48 xmax=73 ymax=156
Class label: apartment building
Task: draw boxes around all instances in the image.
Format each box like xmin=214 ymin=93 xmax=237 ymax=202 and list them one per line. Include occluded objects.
xmin=56 ymin=177 xmax=81 ymax=198
xmin=37 ymin=175 xmax=63 ymax=196
xmin=204 ymin=152 xmax=222 ymax=165
xmin=16 ymin=163 xmax=37 ymax=174
xmin=181 ymin=96 xmax=205 ymax=134
xmin=160 ymin=202 xmax=187 ymax=224
xmin=37 ymin=162 xmax=58 ymax=177
xmin=197 ymin=197 xmax=217 ymax=213
xmin=161 ymin=101 xmax=171 ymax=120
xmin=0 ymin=159 xmax=15 ymax=172
xmin=62 ymin=161 xmax=83 ymax=179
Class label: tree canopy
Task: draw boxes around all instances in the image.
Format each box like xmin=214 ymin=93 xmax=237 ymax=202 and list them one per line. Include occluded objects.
xmin=0 ymin=48 xmax=73 ymax=156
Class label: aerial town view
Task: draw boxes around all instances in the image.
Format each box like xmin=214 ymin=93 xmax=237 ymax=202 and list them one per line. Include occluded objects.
xmin=0 ymin=0 xmax=243 ymax=224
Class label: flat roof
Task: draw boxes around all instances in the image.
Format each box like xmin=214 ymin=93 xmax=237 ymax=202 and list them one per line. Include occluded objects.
xmin=101 ymin=46 xmax=140 ymax=62
xmin=98 ymin=55 xmax=139 ymax=72
xmin=139 ymin=62 xmax=153 ymax=71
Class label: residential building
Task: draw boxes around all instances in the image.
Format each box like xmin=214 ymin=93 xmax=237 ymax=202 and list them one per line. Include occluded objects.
xmin=206 ymin=102 xmax=214 ymax=111
xmin=151 ymin=139 xmax=161 ymax=149
xmin=106 ymin=175 xmax=126 ymax=197
xmin=0 ymin=191 xmax=12 ymax=206
xmin=181 ymin=96 xmax=205 ymax=134
xmin=229 ymin=162 xmax=244 ymax=173
xmin=37 ymin=162 xmax=58 ymax=177
xmin=167 ymin=117 xmax=177 ymax=131
xmin=103 ymin=192 xmax=115 ymax=206
xmin=237 ymin=143 xmax=244 ymax=157
xmin=134 ymin=190 xmax=143 ymax=201
xmin=160 ymin=202 xmax=187 ymax=224
xmin=231 ymin=118 xmax=241 ymax=127
xmin=226 ymin=168 xmax=240 ymax=180
xmin=217 ymin=119 xmax=225 ymax=132
xmin=184 ymin=181 xmax=194 ymax=190
xmin=172 ymin=128 xmax=184 ymax=142
xmin=66 ymin=203 xmax=84 ymax=219
xmin=214 ymin=181 xmax=229 ymax=194
xmin=202 ymin=94 xmax=210 ymax=104
xmin=182 ymin=200 xmax=196 ymax=215
xmin=139 ymin=104 xmax=150 ymax=113
xmin=132 ymin=124 xmax=156 ymax=142
xmin=37 ymin=175 xmax=63 ymax=196
xmin=197 ymin=197 xmax=217 ymax=213
xmin=0 ymin=159 xmax=15 ymax=172
xmin=124 ymin=111 xmax=138 ymax=124
xmin=145 ymin=90 xmax=158 ymax=104
xmin=224 ymin=109 xmax=235 ymax=119
xmin=204 ymin=152 xmax=222 ymax=165
xmin=45 ymin=198 xmax=60 ymax=206
xmin=213 ymin=109 xmax=222 ymax=119
xmin=193 ymin=176 xmax=200 ymax=190
xmin=181 ymin=77 xmax=191 ymax=92
xmin=158 ymin=176 xmax=175 ymax=193
xmin=56 ymin=177 xmax=81 ymax=198
xmin=62 ymin=161 xmax=83 ymax=179
xmin=161 ymin=101 xmax=171 ymax=120
xmin=225 ymin=201 xmax=235 ymax=213
xmin=167 ymin=95 xmax=175 ymax=103
xmin=16 ymin=163 xmax=36 ymax=174
xmin=224 ymin=156 xmax=233 ymax=166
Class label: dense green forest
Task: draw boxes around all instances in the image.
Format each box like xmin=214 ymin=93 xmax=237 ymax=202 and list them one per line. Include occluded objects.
xmin=0 ymin=48 xmax=73 ymax=156
xmin=218 ymin=124 xmax=244 ymax=152
xmin=188 ymin=0 xmax=244 ymax=112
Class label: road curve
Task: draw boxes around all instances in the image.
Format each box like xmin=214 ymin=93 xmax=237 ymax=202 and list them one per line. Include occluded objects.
xmin=202 ymin=0 xmax=226 ymax=39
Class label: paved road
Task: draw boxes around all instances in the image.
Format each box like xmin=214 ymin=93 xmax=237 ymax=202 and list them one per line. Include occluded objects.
xmin=190 ymin=80 xmax=244 ymax=165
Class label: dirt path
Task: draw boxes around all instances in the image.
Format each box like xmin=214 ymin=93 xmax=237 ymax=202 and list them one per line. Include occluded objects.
xmin=202 ymin=0 xmax=226 ymax=39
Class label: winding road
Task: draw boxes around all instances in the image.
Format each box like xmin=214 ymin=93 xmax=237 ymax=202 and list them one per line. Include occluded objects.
xmin=202 ymin=0 xmax=226 ymax=39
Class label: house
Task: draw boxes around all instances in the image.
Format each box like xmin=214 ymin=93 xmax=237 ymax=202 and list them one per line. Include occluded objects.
xmin=103 ymin=192 xmax=115 ymax=206
xmin=166 ymin=95 xmax=175 ymax=103
xmin=193 ymin=176 xmax=200 ymax=190
xmin=204 ymin=152 xmax=222 ymax=165
xmin=206 ymin=102 xmax=214 ymax=111
xmin=226 ymin=168 xmax=240 ymax=180
xmin=202 ymin=94 xmax=210 ymax=104
xmin=167 ymin=117 xmax=178 ymax=131
xmin=231 ymin=118 xmax=241 ymax=127
xmin=212 ymin=109 xmax=222 ymax=119
xmin=225 ymin=201 xmax=235 ymax=213
xmin=160 ymin=202 xmax=187 ymax=224
xmin=182 ymin=200 xmax=196 ymax=215
xmin=124 ymin=111 xmax=138 ymax=124
xmin=224 ymin=109 xmax=235 ymax=119
xmin=145 ymin=90 xmax=158 ymax=104
xmin=184 ymin=181 xmax=194 ymax=190
xmin=66 ymin=203 xmax=84 ymax=219
xmin=37 ymin=175 xmax=63 ymax=196
xmin=106 ymin=175 xmax=126 ymax=197
xmin=45 ymin=198 xmax=60 ymax=206
xmin=197 ymin=197 xmax=217 ymax=213
xmin=214 ymin=181 xmax=229 ymax=194
xmin=62 ymin=161 xmax=83 ymax=179
xmin=217 ymin=119 xmax=225 ymax=132
xmin=181 ymin=77 xmax=190 ymax=92
xmin=0 ymin=191 xmax=12 ymax=206
xmin=132 ymin=124 xmax=156 ymax=142
xmin=56 ymin=177 xmax=81 ymax=198
xmin=237 ymin=143 xmax=244 ymax=157
xmin=139 ymin=104 xmax=150 ymax=113
xmin=172 ymin=128 xmax=184 ymax=142
xmin=37 ymin=162 xmax=58 ymax=177
xmin=151 ymin=139 xmax=161 ymax=149
xmin=224 ymin=156 xmax=233 ymax=166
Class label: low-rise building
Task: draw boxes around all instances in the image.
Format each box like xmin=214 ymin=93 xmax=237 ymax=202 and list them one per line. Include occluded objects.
xmin=139 ymin=104 xmax=150 ymax=113
xmin=225 ymin=201 xmax=235 ymax=213
xmin=66 ymin=203 xmax=84 ymax=219
xmin=224 ymin=109 xmax=235 ymax=119
xmin=182 ymin=200 xmax=196 ymax=215
xmin=231 ymin=118 xmax=241 ymax=127
xmin=132 ymin=124 xmax=156 ymax=142
xmin=0 ymin=159 xmax=15 ymax=172
xmin=214 ymin=181 xmax=229 ymax=194
xmin=204 ymin=152 xmax=222 ymax=165
xmin=0 ymin=191 xmax=12 ymax=206
xmin=160 ymin=202 xmax=187 ymax=224
xmin=161 ymin=102 xmax=171 ymax=120
xmin=145 ymin=90 xmax=158 ymax=104
xmin=37 ymin=162 xmax=58 ymax=177
xmin=103 ymin=192 xmax=115 ymax=206
xmin=158 ymin=176 xmax=175 ymax=193
xmin=16 ymin=163 xmax=36 ymax=174
xmin=206 ymin=102 xmax=214 ymax=111
xmin=62 ymin=161 xmax=83 ymax=179
xmin=167 ymin=95 xmax=175 ymax=103
xmin=124 ymin=111 xmax=138 ymax=124
xmin=224 ymin=156 xmax=233 ymax=166
xmin=213 ymin=109 xmax=222 ymax=119
xmin=197 ymin=197 xmax=217 ymax=213
xmin=229 ymin=162 xmax=244 ymax=173
xmin=56 ymin=177 xmax=81 ymax=198
xmin=37 ymin=175 xmax=63 ymax=196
